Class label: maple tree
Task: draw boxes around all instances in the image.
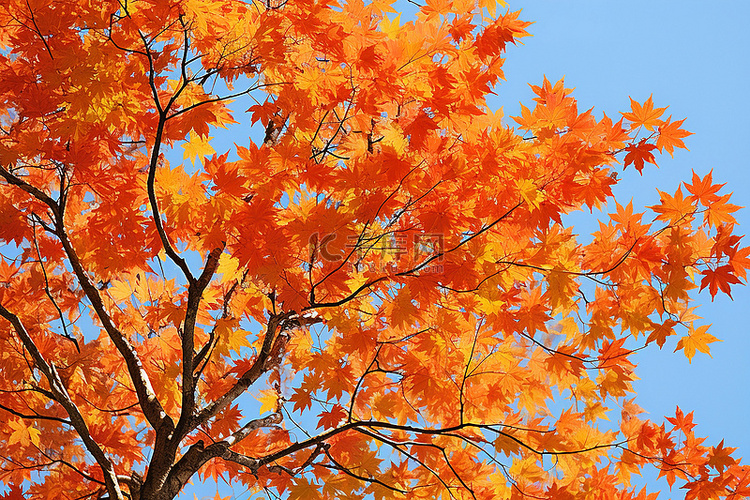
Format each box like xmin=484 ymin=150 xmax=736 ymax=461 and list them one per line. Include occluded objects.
xmin=0 ymin=0 xmax=749 ymax=498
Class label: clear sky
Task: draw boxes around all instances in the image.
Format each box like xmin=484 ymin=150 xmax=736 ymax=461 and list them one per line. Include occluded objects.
xmin=184 ymin=1 xmax=750 ymax=498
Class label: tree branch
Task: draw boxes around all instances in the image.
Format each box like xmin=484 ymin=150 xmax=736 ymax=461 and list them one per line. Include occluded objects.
xmin=162 ymin=413 xmax=282 ymax=496
xmin=191 ymin=312 xmax=290 ymax=428
xmin=0 ymin=165 xmax=170 ymax=433
xmin=0 ymin=304 xmax=125 ymax=500
xmin=174 ymin=245 xmax=224 ymax=441
xmin=144 ymin=118 xmax=195 ymax=284
xmin=0 ymin=166 xmax=60 ymax=220
xmin=224 ymin=412 xmax=282 ymax=447
xmin=55 ymin=217 xmax=171 ymax=432
xmin=0 ymin=401 xmax=71 ymax=425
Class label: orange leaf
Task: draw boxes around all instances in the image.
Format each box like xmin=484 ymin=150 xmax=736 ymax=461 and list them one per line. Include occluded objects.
xmin=685 ymin=169 xmax=723 ymax=206
xmin=656 ymin=115 xmax=692 ymax=156
xmin=675 ymin=324 xmax=719 ymax=362
xmin=707 ymin=440 xmax=737 ymax=474
xmin=649 ymin=186 xmax=694 ymax=224
xmin=621 ymin=95 xmax=667 ymax=131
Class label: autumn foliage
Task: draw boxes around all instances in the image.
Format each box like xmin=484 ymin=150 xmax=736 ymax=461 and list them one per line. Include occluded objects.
xmin=1 ymin=0 xmax=749 ymax=499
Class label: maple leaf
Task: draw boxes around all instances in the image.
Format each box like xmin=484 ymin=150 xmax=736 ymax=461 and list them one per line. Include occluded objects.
xmin=675 ymin=323 xmax=720 ymax=362
xmin=494 ymin=433 xmax=522 ymax=457
xmin=288 ymin=479 xmax=323 ymax=500
xmin=255 ymin=389 xmax=280 ymax=415
xmin=623 ymin=140 xmax=657 ymax=173
xmin=402 ymin=110 xmax=439 ymax=150
xmin=647 ymin=319 xmax=677 ymax=348
xmin=729 ymin=245 xmax=750 ymax=280
xmin=449 ymin=15 xmax=476 ymax=42
xmin=200 ymin=458 xmax=229 ymax=484
xmin=704 ymin=193 xmax=741 ymax=228
xmin=290 ymin=387 xmax=313 ymax=413
xmin=387 ymin=286 xmax=419 ymax=328
xmin=477 ymin=0 xmax=509 ymax=18
xmin=700 ymin=264 xmax=741 ymax=298
xmin=685 ymin=170 xmax=723 ymax=206
xmin=650 ymin=186 xmax=694 ymax=224
xmin=707 ymin=440 xmax=737 ymax=474
xmin=7 ymin=419 xmax=41 ymax=447
xmin=317 ymin=404 xmax=348 ymax=430
xmin=0 ymin=2 xmax=748 ymax=499
xmin=182 ymin=132 xmax=216 ymax=165
xmin=621 ymin=95 xmax=667 ymax=131
xmin=529 ymin=76 xmax=573 ymax=105
xmin=474 ymin=10 xmax=531 ymax=60
xmin=210 ymin=404 xmax=242 ymax=438
xmin=656 ymin=116 xmax=692 ymax=156
xmin=380 ymin=13 xmax=402 ymax=38
xmin=666 ymin=406 xmax=697 ymax=434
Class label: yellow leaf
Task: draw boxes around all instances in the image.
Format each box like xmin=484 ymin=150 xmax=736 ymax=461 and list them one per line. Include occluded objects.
xmin=516 ymin=178 xmax=545 ymax=209
xmin=182 ymin=132 xmax=215 ymax=165
xmin=216 ymin=253 xmax=241 ymax=285
xmin=378 ymin=121 xmax=407 ymax=154
xmin=675 ymin=323 xmax=719 ymax=362
xmin=8 ymin=419 xmax=38 ymax=447
xmin=288 ymin=329 xmax=314 ymax=366
xmin=380 ymin=14 xmax=401 ymax=39
xmin=214 ymin=320 xmax=249 ymax=356
xmin=478 ymin=0 xmax=508 ymax=18
xmin=108 ymin=279 xmax=133 ymax=303
xmin=27 ymin=426 xmax=41 ymax=446
xmin=255 ymin=389 xmax=278 ymax=414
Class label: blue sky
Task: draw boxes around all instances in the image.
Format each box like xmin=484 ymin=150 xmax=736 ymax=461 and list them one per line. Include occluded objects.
xmin=189 ymin=1 xmax=750 ymax=498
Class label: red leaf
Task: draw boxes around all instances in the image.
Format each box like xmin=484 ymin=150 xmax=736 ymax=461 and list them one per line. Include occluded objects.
xmin=623 ymin=140 xmax=657 ymax=173
xmin=317 ymin=404 xmax=347 ymax=430
xmin=700 ymin=265 xmax=741 ymax=299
